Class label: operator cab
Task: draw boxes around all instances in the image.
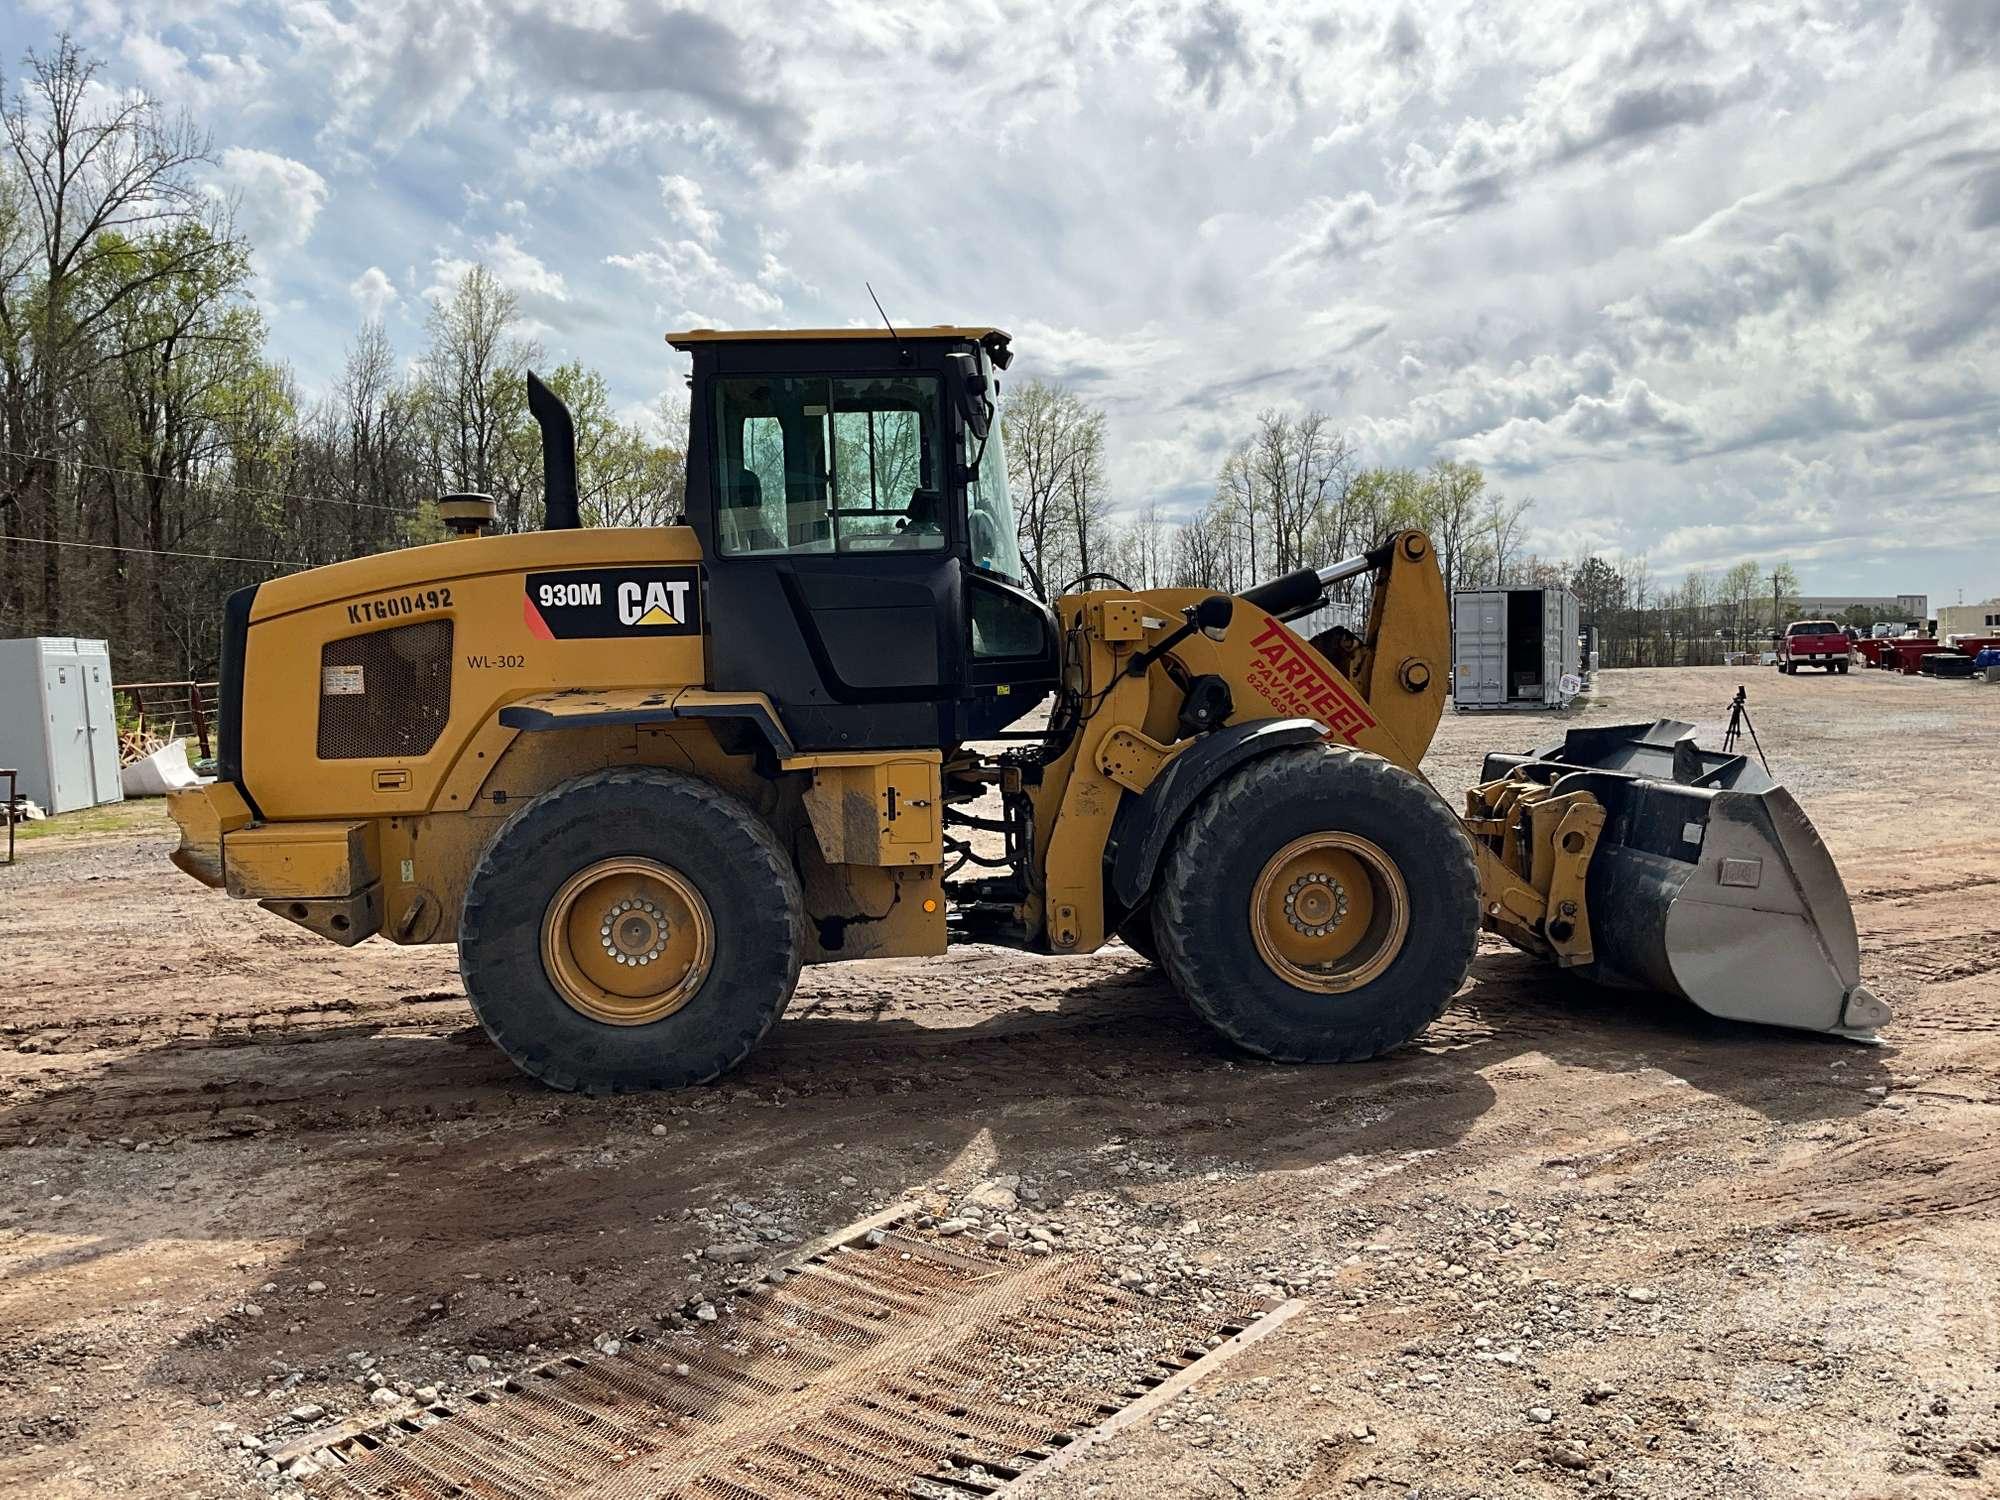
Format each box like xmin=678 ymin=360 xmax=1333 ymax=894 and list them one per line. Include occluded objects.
xmin=670 ymin=327 xmax=1059 ymax=751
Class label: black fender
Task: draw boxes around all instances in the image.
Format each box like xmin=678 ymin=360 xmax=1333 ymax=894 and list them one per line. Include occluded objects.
xmin=1105 ymin=718 xmax=1327 ymax=912
xmin=497 ymin=698 xmax=794 ymax=757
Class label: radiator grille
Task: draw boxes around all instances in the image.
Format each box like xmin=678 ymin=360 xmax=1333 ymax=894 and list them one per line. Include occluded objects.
xmin=317 ymin=620 xmax=454 ymax=760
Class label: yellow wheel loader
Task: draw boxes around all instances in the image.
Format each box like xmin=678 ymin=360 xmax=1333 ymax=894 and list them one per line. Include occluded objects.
xmin=165 ymin=327 xmax=1888 ymax=1092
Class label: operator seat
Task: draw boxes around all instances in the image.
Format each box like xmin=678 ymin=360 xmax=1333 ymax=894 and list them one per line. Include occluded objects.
xmin=723 ymin=470 xmax=784 ymax=554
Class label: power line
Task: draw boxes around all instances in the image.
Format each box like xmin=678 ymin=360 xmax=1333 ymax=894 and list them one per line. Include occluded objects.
xmin=0 ymin=444 xmax=426 ymax=517
xmin=0 ymin=532 xmax=306 ymax=569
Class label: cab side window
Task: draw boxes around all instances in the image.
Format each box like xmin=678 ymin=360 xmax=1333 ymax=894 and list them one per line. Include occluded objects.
xmin=713 ymin=374 xmax=945 ymax=556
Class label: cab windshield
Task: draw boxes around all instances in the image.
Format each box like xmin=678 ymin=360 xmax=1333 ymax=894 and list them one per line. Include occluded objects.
xmin=965 ymin=387 xmax=1026 ymax=585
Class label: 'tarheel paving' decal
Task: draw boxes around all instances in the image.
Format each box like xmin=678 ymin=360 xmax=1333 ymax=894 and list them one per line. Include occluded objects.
xmin=523 ymin=567 xmax=703 ymax=639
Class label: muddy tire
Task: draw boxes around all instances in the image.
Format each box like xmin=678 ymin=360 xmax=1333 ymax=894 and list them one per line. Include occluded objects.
xmin=459 ymin=768 xmax=805 ymax=1093
xmin=1154 ymin=745 xmax=1478 ymax=1063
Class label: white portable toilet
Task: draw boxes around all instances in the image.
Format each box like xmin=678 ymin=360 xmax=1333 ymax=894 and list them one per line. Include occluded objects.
xmin=0 ymin=637 xmax=125 ymax=814
xmin=1452 ymin=589 xmax=1583 ymax=711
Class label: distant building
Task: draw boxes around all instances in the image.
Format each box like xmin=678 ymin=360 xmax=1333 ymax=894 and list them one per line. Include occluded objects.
xmin=1793 ymin=593 xmax=1927 ymax=621
xmin=1936 ymin=598 xmax=2000 ymax=638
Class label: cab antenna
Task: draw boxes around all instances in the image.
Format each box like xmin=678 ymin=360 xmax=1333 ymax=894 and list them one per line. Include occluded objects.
xmin=866 ymin=282 xmax=913 ymax=366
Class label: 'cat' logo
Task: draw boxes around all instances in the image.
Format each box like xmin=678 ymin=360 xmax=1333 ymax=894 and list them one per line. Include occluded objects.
xmin=618 ymin=578 xmax=692 ymax=628
xmin=524 ymin=567 xmax=702 ymax=640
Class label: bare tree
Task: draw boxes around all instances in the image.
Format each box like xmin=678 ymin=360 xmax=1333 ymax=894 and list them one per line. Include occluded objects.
xmin=1245 ymin=409 xmax=1353 ymax=576
xmin=1127 ymin=495 xmax=1167 ymax=589
xmin=1001 ymin=378 xmax=1104 ymax=594
xmin=1482 ymin=489 xmax=1532 ymax=584
xmin=1170 ymin=498 xmax=1233 ymax=591
xmin=1720 ymin=559 xmax=1762 ymax=650
xmin=1423 ymin=458 xmax=1489 ymax=598
xmin=414 ymin=264 xmax=542 ymax=530
xmin=1681 ymin=566 xmax=1713 ymax=662
xmin=1061 ymin=407 xmax=1108 ymax=582
xmin=1625 ymin=553 xmax=1652 ymax=665
xmin=1213 ymin=442 xmax=1260 ymax=587
xmin=1769 ymin=561 xmax=1800 ymax=636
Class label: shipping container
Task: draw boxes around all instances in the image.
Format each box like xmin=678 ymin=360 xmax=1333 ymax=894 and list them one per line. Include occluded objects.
xmin=1451 ymin=588 xmax=1582 ymax=711
xmin=0 ymin=637 xmax=125 ymax=814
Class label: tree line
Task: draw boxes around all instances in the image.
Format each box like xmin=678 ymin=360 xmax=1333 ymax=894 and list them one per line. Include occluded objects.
xmin=1556 ymin=557 xmax=1917 ymax=667
xmin=998 ymin=384 xmax=1869 ymax=666
xmin=1000 ymin=382 xmax=1533 ymax=618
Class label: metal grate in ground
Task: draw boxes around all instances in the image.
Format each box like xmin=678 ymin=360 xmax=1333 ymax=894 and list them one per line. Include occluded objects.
xmin=291 ymin=1214 xmax=1294 ymax=1499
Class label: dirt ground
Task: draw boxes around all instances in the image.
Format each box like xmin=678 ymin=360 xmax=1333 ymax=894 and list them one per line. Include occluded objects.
xmin=4 ymin=664 xmax=1998 ymax=1499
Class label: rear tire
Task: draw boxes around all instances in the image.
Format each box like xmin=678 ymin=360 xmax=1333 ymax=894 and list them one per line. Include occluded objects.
xmin=1154 ymin=745 xmax=1478 ymax=1063
xmin=459 ymin=768 xmax=805 ymax=1093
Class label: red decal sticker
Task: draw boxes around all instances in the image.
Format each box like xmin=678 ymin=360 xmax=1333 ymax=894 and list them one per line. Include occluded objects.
xmin=1244 ymin=616 xmax=1377 ymax=743
xmin=523 ymin=595 xmax=554 ymax=641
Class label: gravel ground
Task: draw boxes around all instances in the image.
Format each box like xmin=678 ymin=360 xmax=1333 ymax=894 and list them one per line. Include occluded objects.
xmin=2 ymin=664 xmax=1998 ymax=1498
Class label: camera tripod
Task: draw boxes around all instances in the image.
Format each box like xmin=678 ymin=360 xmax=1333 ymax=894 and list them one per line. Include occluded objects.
xmin=1721 ymin=685 xmax=1769 ymax=773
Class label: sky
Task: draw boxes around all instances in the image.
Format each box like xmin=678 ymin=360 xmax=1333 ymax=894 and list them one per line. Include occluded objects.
xmin=10 ymin=0 xmax=1999 ymax=606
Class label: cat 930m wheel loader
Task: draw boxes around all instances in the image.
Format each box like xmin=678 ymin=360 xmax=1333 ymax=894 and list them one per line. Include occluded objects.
xmin=165 ymin=326 xmax=1889 ymax=1092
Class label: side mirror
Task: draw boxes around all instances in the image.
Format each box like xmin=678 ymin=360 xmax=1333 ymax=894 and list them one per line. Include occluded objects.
xmin=1194 ymin=594 xmax=1234 ymax=641
xmin=949 ymin=352 xmax=991 ymax=441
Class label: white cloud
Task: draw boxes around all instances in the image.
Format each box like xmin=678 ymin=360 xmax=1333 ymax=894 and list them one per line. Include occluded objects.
xmin=348 ymin=266 xmax=399 ymax=321
xmin=213 ymin=146 xmax=327 ymax=254
xmin=606 ymin=240 xmax=782 ymax=318
xmin=423 ymin=255 xmax=476 ymax=307
xmin=660 ymin=175 xmax=720 ymax=246
xmin=482 ymin=233 xmax=568 ymax=301
xmin=423 ymin=235 xmax=567 ymax=306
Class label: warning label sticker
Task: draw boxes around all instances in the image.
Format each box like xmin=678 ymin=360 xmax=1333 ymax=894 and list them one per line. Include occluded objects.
xmin=322 ymin=664 xmax=366 ymax=696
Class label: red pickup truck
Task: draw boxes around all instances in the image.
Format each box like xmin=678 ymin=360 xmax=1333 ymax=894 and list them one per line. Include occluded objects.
xmin=1778 ymin=620 xmax=1850 ymax=674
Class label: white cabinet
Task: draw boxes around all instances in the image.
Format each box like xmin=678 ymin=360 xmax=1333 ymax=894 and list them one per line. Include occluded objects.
xmin=0 ymin=637 xmax=125 ymax=813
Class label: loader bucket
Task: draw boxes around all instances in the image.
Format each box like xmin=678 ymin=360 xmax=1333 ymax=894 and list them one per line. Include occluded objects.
xmin=1481 ymin=721 xmax=1889 ymax=1039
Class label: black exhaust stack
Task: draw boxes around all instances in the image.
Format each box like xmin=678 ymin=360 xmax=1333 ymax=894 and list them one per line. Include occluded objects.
xmin=526 ymin=370 xmax=580 ymax=530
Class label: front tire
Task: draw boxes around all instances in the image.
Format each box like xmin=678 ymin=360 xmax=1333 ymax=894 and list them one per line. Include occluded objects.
xmin=459 ymin=768 xmax=805 ymax=1093
xmin=1153 ymin=745 xmax=1478 ymax=1063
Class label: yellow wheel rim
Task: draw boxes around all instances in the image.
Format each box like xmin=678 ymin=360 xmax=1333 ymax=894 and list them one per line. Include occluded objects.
xmin=540 ymin=857 xmax=714 ymax=1026
xmin=1249 ymin=832 xmax=1411 ymax=993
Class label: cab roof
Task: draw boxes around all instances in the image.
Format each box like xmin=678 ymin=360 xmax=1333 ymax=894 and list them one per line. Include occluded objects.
xmin=667 ymin=326 xmax=1008 ymax=350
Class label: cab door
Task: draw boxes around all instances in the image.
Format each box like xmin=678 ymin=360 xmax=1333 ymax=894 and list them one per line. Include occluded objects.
xmin=700 ymin=367 xmax=966 ymax=749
